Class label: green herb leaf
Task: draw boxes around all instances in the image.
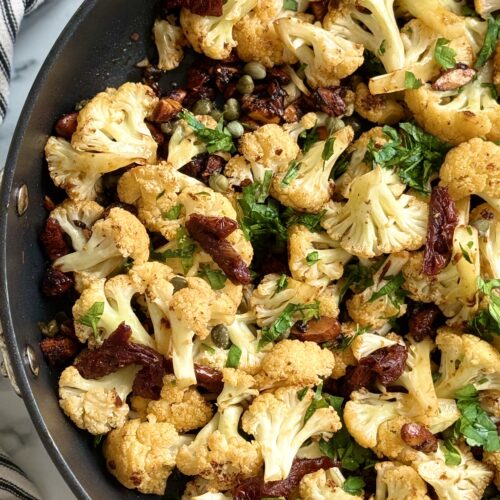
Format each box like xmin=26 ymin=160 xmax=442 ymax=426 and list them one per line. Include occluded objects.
xmin=283 ymin=0 xmax=298 ymax=10
xmin=162 ymin=203 xmax=182 ymax=220
xmin=404 ymin=71 xmax=423 ymax=89
xmin=201 ymin=343 xmax=216 ymax=354
xmin=306 ymin=251 xmax=320 ymax=266
xmin=226 ymin=344 xmax=242 ymax=368
xmin=378 ymin=39 xmax=386 ymax=55
xmin=300 ymin=126 xmax=320 ymax=153
xmin=475 ymin=15 xmax=500 ymax=69
xmin=282 ymin=161 xmax=301 ymax=186
xmin=179 ymin=110 xmax=235 ymax=153
xmin=468 ymin=277 xmax=500 ymax=341
xmin=322 ymin=137 xmax=335 ymax=168
xmin=297 ymin=387 xmax=308 ymax=401
xmin=339 ymin=261 xmax=377 ymax=301
xmin=434 ymin=38 xmax=457 ymax=69
xmin=283 ymin=209 xmax=326 ymax=232
xmin=459 ymin=243 xmax=473 ymax=263
xmin=93 ymin=434 xmax=104 ymax=447
xmin=77 ymin=302 xmax=104 ymax=339
xmin=198 ymin=265 xmax=227 ymax=291
xmin=443 ymin=439 xmax=462 ymax=465
xmin=343 ymin=476 xmax=365 ymax=496
xmin=333 ymin=325 xmax=369 ymax=352
xmin=257 ymin=170 xmax=273 ymax=203
xmin=275 ymin=274 xmax=289 ymax=294
xmin=453 ymin=384 xmax=500 ymax=452
xmin=259 ymin=301 xmax=320 ymax=348
xmin=369 ymin=272 xmax=406 ymax=307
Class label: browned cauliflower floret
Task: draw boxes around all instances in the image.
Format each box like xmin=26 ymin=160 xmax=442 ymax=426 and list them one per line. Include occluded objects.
xmin=440 ymin=138 xmax=500 ymax=211
xmin=375 ymin=461 xmax=430 ymax=500
xmin=354 ymin=82 xmax=406 ymax=125
xmin=137 ymin=374 xmax=213 ymax=433
xmin=479 ymin=390 xmax=500 ymax=418
xmin=405 ymin=62 xmax=500 ymax=145
xmin=180 ymin=0 xmax=258 ymax=60
xmin=483 ymin=451 xmax=500 ymax=489
xmin=299 ymin=467 xmax=363 ymax=499
xmin=103 ymin=418 xmax=190 ymax=495
xmin=58 ymin=365 xmax=138 ymax=435
xmin=217 ymin=368 xmax=259 ymax=410
xmin=117 ymin=162 xmax=202 ymax=240
xmin=254 ymin=339 xmax=335 ymax=390
xmin=153 ymin=19 xmax=187 ymax=71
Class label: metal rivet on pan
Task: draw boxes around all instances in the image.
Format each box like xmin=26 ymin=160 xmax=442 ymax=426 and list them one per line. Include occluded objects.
xmin=16 ymin=184 xmax=29 ymax=216
xmin=25 ymin=345 xmax=39 ymax=377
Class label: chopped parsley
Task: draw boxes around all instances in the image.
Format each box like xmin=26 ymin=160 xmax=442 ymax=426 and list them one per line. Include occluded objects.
xmin=434 ymin=38 xmax=457 ymax=69
xmin=322 ymin=136 xmax=335 ymax=168
xmin=304 ymin=382 xmax=342 ymax=423
xmin=369 ymin=272 xmax=406 ymax=307
xmin=259 ymin=301 xmax=320 ymax=348
xmin=283 ymin=0 xmax=298 ymax=11
xmin=338 ymin=261 xmax=378 ymax=301
xmin=77 ymin=302 xmax=104 ymax=340
xmin=468 ymin=277 xmax=500 ymax=341
xmin=475 ymin=15 xmax=500 ymax=69
xmin=283 ymin=208 xmax=326 ymax=232
xmin=404 ymin=71 xmax=423 ymax=89
xmin=378 ymin=39 xmax=387 ymax=55
xmin=162 ymin=203 xmax=182 ymax=220
xmin=281 ymin=161 xmax=301 ymax=186
xmin=226 ymin=344 xmax=242 ymax=368
xmin=297 ymin=387 xmax=308 ymax=401
xmin=299 ymin=126 xmax=320 ymax=153
xmin=443 ymin=439 xmax=462 ymax=466
xmin=257 ymin=170 xmax=273 ymax=203
xmin=151 ymin=227 xmax=196 ymax=273
xmin=306 ymin=251 xmax=320 ymax=266
xmin=275 ymin=274 xmax=289 ymax=295
xmin=201 ymin=343 xmax=216 ymax=354
xmin=198 ymin=265 xmax=227 ymax=291
xmin=343 ymin=476 xmax=366 ymax=496
xmin=179 ymin=110 xmax=235 ymax=153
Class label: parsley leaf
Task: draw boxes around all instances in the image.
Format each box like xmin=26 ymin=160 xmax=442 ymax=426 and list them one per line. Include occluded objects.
xmin=443 ymin=439 xmax=462 ymax=465
xmin=259 ymin=301 xmax=320 ymax=348
xmin=297 ymin=387 xmax=308 ymax=401
xmin=378 ymin=39 xmax=386 ymax=55
xmin=339 ymin=262 xmax=377 ymax=301
xmin=468 ymin=277 xmax=500 ymax=341
xmin=151 ymin=228 xmax=196 ymax=273
xmin=92 ymin=434 xmax=104 ymax=447
xmin=162 ymin=203 xmax=182 ymax=220
xmin=226 ymin=344 xmax=242 ymax=368
xmin=283 ymin=0 xmax=298 ymax=10
xmin=201 ymin=343 xmax=216 ymax=354
xmin=404 ymin=71 xmax=423 ymax=89
xmin=331 ymin=325 xmax=369 ymax=352
xmin=304 ymin=382 xmax=342 ymax=423
xmin=282 ymin=161 xmax=301 ymax=186
xmin=257 ymin=170 xmax=273 ymax=203
xmin=453 ymin=385 xmax=500 ymax=452
xmin=179 ymin=110 xmax=235 ymax=153
xmin=343 ymin=476 xmax=365 ymax=496
xmin=283 ymin=208 xmax=326 ymax=232
xmin=198 ymin=265 xmax=227 ymax=290
xmin=434 ymin=38 xmax=457 ymax=69
xmin=306 ymin=251 xmax=320 ymax=266
xmin=365 ymin=122 xmax=451 ymax=193
xmin=475 ymin=15 xmax=500 ymax=69
xmin=77 ymin=302 xmax=104 ymax=340
xmin=275 ymin=274 xmax=289 ymax=295
xmin=369 ymin=272 xmax=406 ymax=307
xmin=299 ymin=126 xmax=320 ymax=153
xmin=322 ymin=136 xmax=335 ymax=168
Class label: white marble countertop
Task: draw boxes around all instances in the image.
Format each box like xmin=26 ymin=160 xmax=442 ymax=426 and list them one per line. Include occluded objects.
xmin=0 ymin=2 xmax=83 ymax=498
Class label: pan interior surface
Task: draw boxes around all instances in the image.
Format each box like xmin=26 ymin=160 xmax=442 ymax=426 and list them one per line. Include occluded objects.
xmin=0 ymin=1 xmax=180 ymax=498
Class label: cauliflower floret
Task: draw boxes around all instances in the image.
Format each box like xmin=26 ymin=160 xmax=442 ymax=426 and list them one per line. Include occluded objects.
xmin=239 ymin=123 xmax=300 ymax=181
xmin=470 ymin=203 xmax=500 ymax=279
xmin=344 ymin=390 xmax=402 ymax=448
xmin=271 ymin=126 xmax=354 ymax=213
xmin=177 ymin=405 xmax=263 ymax=489
xmin=58 ymin=365 xmax=139 ymax=435
xmin=72 ymin=274 xmax=154 ymax=348
xmin=49 ymin=199 xmax=104 ymax=251
xmin=483 ymin=451 xmax=500 ymax=489
xmin=153 ymin=19 xmax=186 ymax=71
xmin=479 ymin=390 xmax=500 ymax=418
xmin=217 ymin=368 xmax=259 ymax=410
xmin=474 ymin=0 xmax=500 ymax=18
xmin=368 ymin=19 xmax=473 ymax=95
xmin=72 ymin=82 xmax=158 ymax=163
xmin=166 ymin=115 xmax=218 ymax=170
xmin=354 ymin=82 xmax=407 ymax=124
xmin=242 ymin=386 xmax=342 ymax=481
xmin=324 ymin=0 xmax=404 ymax=73
xmin=375 ymin=461 xmax=430 ymax=500
xmin=141 ymin=374 xmax=213 ymax=433
xmin=334 ymin=127 xmax=387 ymax=198
xmin=321 ymin=167 xmax=428 ymax=258
xmin=434 ymin=327 xmax=500 ymax=398
xmin=233 ymin=0 xmax=305 ymax=67
xmin=103 ymin=418 xmax=190 ymax=495
xmin=299 ymin=467 xmax=363 ymax=499
xmin=417 ymin=442 xmax=493 ymax=500
xmin=180 ymin=0 xmax=258 ymax=60
xmin=405 ymin=62 xmax=500 ymax=145
xmin=223 ymin=155 xmax=254 ymax=190
xmin=440 ymin=139 xmax=500 ymax=212
xmin=45 ymin=137 xmax=135 ymax=201
xmin=54 ymin=208 xmax=149 ymax=279
xmin=350 ymin=332 xmax=402 ymax=360
xmin=117 ymin=162 xmax=202 ymax=240
xmin=275 ymin=17 xmax=364 ymax=87
xmin=254 ymin=339 xmax=335 ymax=390
xmin=347 ymin=252 xmax=409 ymax=329
xmin=288 ymin=224 xmax=353 ymax=288
xmin=182 ymin=477 xmax=231 ymax=500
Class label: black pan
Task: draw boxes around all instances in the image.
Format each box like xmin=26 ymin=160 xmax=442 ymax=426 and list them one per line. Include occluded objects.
xmin=0 ymin=1 xmax=184 ymax=497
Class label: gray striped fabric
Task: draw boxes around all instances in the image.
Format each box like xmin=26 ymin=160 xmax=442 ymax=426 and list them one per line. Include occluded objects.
xmin=0 ymin=0 xmax=44 ymax=124
xmin=0 ymin=449 xmax=41 ymax=500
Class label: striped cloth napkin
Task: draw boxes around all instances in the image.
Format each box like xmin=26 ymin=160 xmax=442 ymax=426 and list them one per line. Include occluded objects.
xmin=0 ymin=447 xmax=41 ymax=500
xmin=0 ymin=0 xmax=44 ymax=124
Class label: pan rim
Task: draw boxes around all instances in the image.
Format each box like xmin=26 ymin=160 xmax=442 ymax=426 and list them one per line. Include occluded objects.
xmin=0 ymin=1 xmax=98 ymax=499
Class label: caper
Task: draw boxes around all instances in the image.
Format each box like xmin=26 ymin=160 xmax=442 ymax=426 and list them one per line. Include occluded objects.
xmin=171 ymin=276 xmax=188 ymax=292
xmin=210 ymin=108 xmax=223 ymax=121
xmin=244 ymin=61 xmax=267 ymax=80
xmin=211 ymin=324 xmax=231 ymax=349
xmin=192 ymin=98 xmax=213 ymax=116
xmin=223 ymin=98 xmax=240 ymax=121
xmin=209 ymin=173 xmax=229 ymax=193
xmin=226 ymin=120 xmax=245 ymax=138
xmin=236 ymin=75 xmax=255 ymax=95
xmin=326 ymin=116 xmax=345 ymax=133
